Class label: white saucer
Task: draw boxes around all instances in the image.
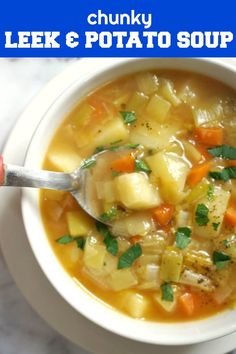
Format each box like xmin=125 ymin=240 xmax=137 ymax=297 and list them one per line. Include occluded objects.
xmin=1 ymin=58 xmax=236 ymax=354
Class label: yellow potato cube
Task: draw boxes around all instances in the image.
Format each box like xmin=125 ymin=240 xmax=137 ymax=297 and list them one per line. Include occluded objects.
xmin=48 ymin=146 xmax=82 ymax=173
xmin=114 ymin=172 xmax=162 ymax=210
xmin=108 ymin=269 xmax=138 ymax=291
xmin=146 ymin=94 xmax=171 ymax=122
xmin=123 ymin=291 xmax=150 ymax=318
xmin=160 ymin=247 xmax=183 ymax=282
xmin=93 ymin=117 xmax=129 ymax=146
xmin=146 ymin=152 xmax=189 ymax=203
xmin=84 ymin=240 xmax=106 ymax=271
xmin=66 ymin=210 xmax=93 ymax=236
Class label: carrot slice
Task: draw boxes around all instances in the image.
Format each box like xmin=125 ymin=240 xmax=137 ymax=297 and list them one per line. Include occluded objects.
xmin=226 ymin=160 xmax=236 ymax=167
xmin=153 ymin=204 xmax=175 ymax=226
xmin=225 ymin=202 xmax=236 ymax=226
xmin=179 ymin=293 xmax=195 ymax=316
xmin=187 ymin=160 xmax=212 ymax=187
xmin=130 ymin=236 xmax=142 ymax=245
xmin=195 ymin=127 xmax=224 ymax=147
xmin=111 ymin=155 xmax=135 ymax=173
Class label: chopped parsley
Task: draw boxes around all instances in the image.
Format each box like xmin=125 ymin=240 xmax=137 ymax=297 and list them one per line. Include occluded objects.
xmin=209 ymin=167 xmax=236 ymax=182
xmin=161 ymin=283 xmax=174 ymax=302
xmin=207 ymin=184 xmax=215 ymax=201
xmin=81 ymin=156 xmax=96 ymax=169
xmin=175 ymin=227 xmax=192 ymax=249
xmin=213 ymin=251 xmax=231 ymax=270
xmin=74 ymin=236 xmax=86 ymax=250
xmin=195 ymin=204 xmax=209 ymax=226
xmin=94 ymin=145 xmax=105 ymax=154
xmin=118 ymin=243 xmax=142 ymax=269
xmin=120 ymin=111 xmax=136 ymax=124
xmin=96 ymin=221 xmax=118 ymax=256
xmin=56 ymin=235 xmax=85 ymax=250
xmin=56 ymin=235 xmax=74 ymax=244
xmin=99 ymin=206 xmax=117 ymax=222
xmin=212 ymin=222 xmax=220 ymax=231
xmin=135 ymin=159 xmax=151 ymax=173
xmin=208 ymin=145 xmax=236 ymax=160
xmin=223 ymin=239 xmax=231 ymax=248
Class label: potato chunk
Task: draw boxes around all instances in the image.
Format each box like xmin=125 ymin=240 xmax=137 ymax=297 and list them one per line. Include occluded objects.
xmin=66 ymin=210 xmax=93 ymax=236
xmin=123 ymin=291 xmax=150 ymax=318
xmin=108 ymin=269 xmax=138 ymax=291
xmin=48 ymin=146 xmax=82 ymax=172
xmin=114 ymin=173 xmax=162 ymax=210
xmin=93 ymin=117 xmax=129 ymax=146
xmin=146 ymin=94 xmax=171 ymax=122
xmin=160 ymin=247 xmax=183 ymax=282
xmin=146 ymin=152 xmax=190 ymax=203
xmin=84 ymin=241 xmax=106 ymax=271
xmin=194 ymin=187 xmax=230 ymax=239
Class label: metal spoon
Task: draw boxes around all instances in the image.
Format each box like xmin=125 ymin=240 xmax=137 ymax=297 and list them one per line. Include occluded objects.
xmin=0 ymin=151 xmax=113 ymax=224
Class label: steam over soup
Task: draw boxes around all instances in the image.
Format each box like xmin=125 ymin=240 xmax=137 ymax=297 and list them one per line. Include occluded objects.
xmin=40 ymin=70 xmax=236 ymax=321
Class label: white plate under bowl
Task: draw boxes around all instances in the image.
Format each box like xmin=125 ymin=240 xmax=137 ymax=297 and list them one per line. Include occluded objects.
xmin=1 ymin=58 xmax=236 ymax=354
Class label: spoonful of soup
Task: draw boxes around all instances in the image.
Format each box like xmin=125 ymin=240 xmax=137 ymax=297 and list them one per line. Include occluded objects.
xmin=0 ymin=145 xmax=162 ymax=225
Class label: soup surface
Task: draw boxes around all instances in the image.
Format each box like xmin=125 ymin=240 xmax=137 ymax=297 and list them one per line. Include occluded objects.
xmin=40 ymin=70 xmax=236 ymax=321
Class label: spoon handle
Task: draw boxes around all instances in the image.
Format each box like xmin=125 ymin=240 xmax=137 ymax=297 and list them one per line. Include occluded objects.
xmin=0 ymin=155 xmax=74 ymax=191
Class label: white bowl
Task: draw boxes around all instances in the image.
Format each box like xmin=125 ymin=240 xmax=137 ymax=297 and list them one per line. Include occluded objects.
xmin=22 ymin=58 xmax=236 ymax=346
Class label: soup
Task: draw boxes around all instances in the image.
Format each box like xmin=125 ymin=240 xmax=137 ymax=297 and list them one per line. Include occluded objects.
xmin=40 ymin=70 xmax=236 ymax=321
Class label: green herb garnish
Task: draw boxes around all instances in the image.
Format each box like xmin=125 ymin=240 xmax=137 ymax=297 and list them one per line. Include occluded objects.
xmin=135 ymin=159 xmax=151 ymax=173
xmin=94 ymin=145 xmax=105 ymax=154
xmin=118 ymin=243 xmax=142 ymax=269
xmin=208 ymin=145 xmax=236 ymax=160
xmin=120 ymin=111 xmax=136 ymax=124
xmin=96 ymin=221 xmax=118 ymax=256
xmin=223 ymin=239 xmax=231 ymax=248
xmin=161 ymin=283 xmax=174 ymax=302
xmin=195 ymin=204 xmax=209 ymax=226
xmin=209 ymin=167 xmax=236 ymax=182
xmin=75 ymin=236 xmax=86 ymax=250
xmin=56 ymin=235 xmax=85 ymax=250
xmin=175 ymin=227 xmax=191 ymax=249
xmin=81 ymin=156 xmax=96 ymax=169
xmin=207 ymin=184 xmax=215 ymax=201
xmin=99 ymin=206 xmax=117 ymax=222
xmin=213 ymin=251 xmax=231 ymax=269
xmin=56 ymin=235 xmax=74 ymax=244
xmin=212 ymin=222 xmax=220 ymax=231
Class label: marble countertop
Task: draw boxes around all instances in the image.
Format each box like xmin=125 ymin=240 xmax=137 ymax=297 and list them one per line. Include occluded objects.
xmin=0 ymin=59 xmax=89 ymax=354
xmin=0 ymin=58 xmax=235 ymax=354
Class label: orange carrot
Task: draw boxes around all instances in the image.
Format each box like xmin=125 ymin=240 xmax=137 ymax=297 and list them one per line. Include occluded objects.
xmin=195 ymin=127 xmax=224 ymax=147
xmin=226 ymin=160 xmax=236 ymax=167
xmin=111 ymin=155 xmax=135 ymax=173
xmin=179 ymin=293 xmax=195 ymax=316
xmin=225 ymin=201 xmax=236 ymax=226
xmin=187 ymin=160 xmax=212 ymax=187
xmin=130 ymin=236 xmax=142 ymax=245
xmin=153 ymin=204 xmax=175 ymax=226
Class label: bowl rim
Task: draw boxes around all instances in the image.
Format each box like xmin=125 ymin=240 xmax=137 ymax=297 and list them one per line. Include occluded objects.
xmin=21 ymin=58 xmax=236 ymax=346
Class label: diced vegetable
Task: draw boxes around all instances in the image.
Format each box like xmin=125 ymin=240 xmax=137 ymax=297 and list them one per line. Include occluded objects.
xmin=127 ymin=91 xmax=149 ymax=113
xmin=93 ymin=117 xmax=129 ymax=147
xmin=160 ymin=247 xmax=183 ymax=282
xmin=194 ymin=187 xmax=230 ymax=239
xmin=135 ymin=72 xmax=159 ymax=95
xmin=73 ymin=101 xmax=94 ymax=126
xmin=114 ymin=172 xmax=162 ymax=210
xmin=179 ymin=293 xmax=195 ymax=315
xmin=136 ymin=264 xmax=160 ymax=285
xmin=159 ymin=79 xmax=181 ymax=107
xmin=187 ymin=161 xmax=211 ymax=187
xmin=195 ymin=127 xmax=224 ymax=146
xmin=111 ymin=154 xmax=135 ymax=173
xmin=146 ymin=152 xmax=190 ymax=203
xmin=140 ymin=233 xmax=166 ymax=255
xmin=48 ymin=146 xmax=82 ymax=172
xmin=146 ymin=94 xmax=171 ymax=122
xmin=185 ymin=180 xmax=209 ymax=204
xmin=184 ymin=250 xmax=213 ymax=272
xmin=84 ymin=239 xmax=106 ymax=271
xmin=212 ymin=285 xmax=232 ymax=304
xmin=137 ymin=254 xmax=160 ymax=266
xmin=111 ymin=212 xmax=156 ymax=237
xmin=183 ymin=141 xmax=202 ymax=164
xmin=179 ymin=269 xmax=214 ymax=291
xmin=45 ymin=200 xmax=64 ymax=222
xmin=96 ymin=181 xmax=116 ymax=203
xmin=152 ymin=203 xmax=175 ymax=226
xmin=154 ymin=287 xmax=177 ymax=312
xmin=66 ymin=210 xmax=93 ymax=236
xmin=123 ymin=291 xmax=149 ymax=318
xmin=225 ymin=201 xmax=236 ymax=226
xmin=175 ymin=210 xmax=190 ymax=227
xmin=108 ymin=268 xmax=138 ymax=291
